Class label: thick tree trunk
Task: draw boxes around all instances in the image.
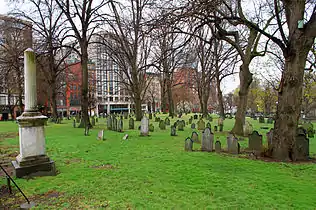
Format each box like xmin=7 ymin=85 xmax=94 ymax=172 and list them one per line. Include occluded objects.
xmin=167 ymin=80 xmax=174 ymax=117
xmin=272 ymin=40 xmax=313 ymax=161
xmin=78 ymin=45 xmax=90 ymax=129
xmin=160 ymin=83 xmax=167 ymax=114
xmin=134 ymin=95 xmax=142 ymax=121
xmin=201 ymin=93 xmax=208 ymax=117
xmin=231 ymin=64 xmax=252 ymax=135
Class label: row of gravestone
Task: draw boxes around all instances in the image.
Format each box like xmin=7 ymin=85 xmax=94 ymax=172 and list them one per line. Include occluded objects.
xmin=73 ymin=116 xmax=98 ymax=128
xmin=107 ymin=115 xmax=124 ymax=132
xmin=184 ymin=128 xmax=240 ymax=154
xmin=258 ymin=116 xmax=274 ymax=124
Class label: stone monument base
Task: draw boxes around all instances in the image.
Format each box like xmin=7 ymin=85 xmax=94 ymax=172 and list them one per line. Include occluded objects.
xmin=12 ymin=155 xmax=56 ymax=178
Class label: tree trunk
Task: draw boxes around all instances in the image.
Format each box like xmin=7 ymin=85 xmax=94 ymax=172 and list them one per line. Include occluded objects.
xmin=201 ymin=93 xmax=208 ymax=117
xmin=216 ymin=74 xmax=225 ymax=119
xmin=231 ymin=64 xmax=252 ymax=135
xmin=78 ymin=44 xmax=90 ymax=129
xmin=167 ymin=80 xmax=174 ymax=117
xmin=160 ymin=83 xmax=167 ymax=114
xmin=272 ymin=39 xmax=313 ymax=161
xmin=51 ymin=84 xmax=58 ymax=122
xmin=134 ymin=95 xmax=142 ymax=121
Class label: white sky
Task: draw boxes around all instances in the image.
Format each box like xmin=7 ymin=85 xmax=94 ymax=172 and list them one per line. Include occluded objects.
xmin=0 ymin=0 xmax=241 ymax=94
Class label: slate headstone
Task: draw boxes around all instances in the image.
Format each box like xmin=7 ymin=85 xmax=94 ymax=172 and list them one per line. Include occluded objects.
xmin=248 ymin=131 xmax=262 ymax=153
xmin=191 ymin=131 xmax=199 ymax=143
xmin=107 ymin=116 xmax=112 ymax=130
xmin=191 ymin=123 xmax=196 ymax=129
xmin=294 ymin=132 xmax=309 ymax=161
xmin=185 ymin=137 xmax=193 ymax=151
xmin=171 ymin=125 xmax=177 ymax=136
xmin=117 ymin=118 xmax=123 ymax=132
xmin=201 ymin=128 xmax=213 ymax=152
xmin=129 ymin=118 xmax=134 ymax=129
xmin=159 ymin=120 xmax=166 ymax=130
xmin=215 ymin=140 xmax=221 ymax=153
xmin=197 ymin=119 xmax=205 ymax=130
xmin=214 ymin=125 xmax=218 ymax=132
xmin=97 ymin=130 xmax=104 ymax=140
xmin=149 ymin=123 xmax=154 ymax=132
xmin=165 ymin=117 xmax=170 ymax=126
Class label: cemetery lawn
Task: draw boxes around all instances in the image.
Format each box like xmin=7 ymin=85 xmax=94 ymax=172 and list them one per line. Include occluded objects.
xmin=1 ymin=116 xmax=316 ymax=209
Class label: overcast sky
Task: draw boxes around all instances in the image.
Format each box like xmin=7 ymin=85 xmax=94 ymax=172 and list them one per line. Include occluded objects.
xmin=0 ymin=0 xmax=240 ymax=94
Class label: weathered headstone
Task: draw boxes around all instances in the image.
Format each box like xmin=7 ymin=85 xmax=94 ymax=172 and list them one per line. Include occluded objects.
xmin=181 ymin=120 xmax=186 ymax=127
xmin=259 ymin=116 xmax=265 ymax=123
xmin=178 ymin=121 xmax=184 ymax=131
xmin=165 ymin=117 xmax=170 ymax=125
xmin=189 ymin=117 xmax=193 ymax=124
xmin=206 ymin=122 xmax=211 ymax=130
xmin=214 ymin=125 xmax=218 ymax=132
xmin=185 ymin=137 xmax=193 ymax=151
xmin=227 ymin=134 xmax=234 ymax=152
xmin=149 ymin=113 xmax=152 ymax=120
xmin=117 ymin=118 xmax=123 ymax=132
xmin=229 ymin=137 xmax=239 ymax=154
xmin=97 ymin=130 xmax=104 ymax=140
xmin=107 ymin=116 xmax=112 ymax=130
xmin=294 ymin=132 xmax=309 ymax=161
xmin=140 ymin=116 xmax=149 ymax=136
xmin=215 ymin=140 xmax=221 ymax=153
xmin=191 ymin=123 xmax=196 ymax=129
xmin=201 ymin=128 xmax=213 ymax=152
xmin=149 ymin=123 xmax=154 ymax=132
xmin=129 ymin=118 xmax=134 ymax=129
xmin=243 ymin=121 xmax=253 ymax=136
xmin=159 ymin=120 xmax=166 ymax=130
xmin=266 ymin=128 xmax=274 ymax=149
xmin=170 ymin=125 xmax=177 ymax=136
xmin=197 ymin=119 xmax=205 ymax=130
xmin=191 ymin=131 xmax=199 ymax=143
xmin=248 ymin=131 xmax=262 ymax=153
xmin=113 ymin=117 xmax=118 ymax=131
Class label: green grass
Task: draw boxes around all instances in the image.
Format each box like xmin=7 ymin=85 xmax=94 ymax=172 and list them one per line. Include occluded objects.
xmin=1 ymin=115 xmax=316 ymax=209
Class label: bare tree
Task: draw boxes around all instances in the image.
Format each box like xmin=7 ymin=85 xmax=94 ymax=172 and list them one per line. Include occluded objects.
xmin=99 ymin=0 xmax=155 ymax=121
xmin=55 ymin=0 xmax=108 ymax=129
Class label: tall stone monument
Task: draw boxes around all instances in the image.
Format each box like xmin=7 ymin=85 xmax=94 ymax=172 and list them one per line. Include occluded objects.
xmin=12 ymin=49 xmax=56 ymax=178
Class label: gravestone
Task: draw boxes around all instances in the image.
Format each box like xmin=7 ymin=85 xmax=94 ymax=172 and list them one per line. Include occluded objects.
xmin=178 ymin=121 xmax=184 ymax=131
xmin=12 ymin=48 xmax=55 ymax=178
xmin=194 ymin=114 xmax=198 ymax=120
xmin=227 ymin=134 xmax=234 ymax=152
xmin=191 ymin=131 xmax=199 ymax=143
xmin=124 ymin=113 xmax=128 ymax=119
xmin=266 ymin=128 xmax=274 ymax=149
xmin=185 ymin=137 xmax=193 ymax=151
xmin=165 ymin=117 xmax=170 ymax=125
xmin=248 ymin=131 xmax=262 ymax=153
xmin=207 ymin=115 xmax=213 ymax=122
xmin=149 ymin=113 xmax=152 ymax=119
xmin=107 ymin=116 xmax=112 ymax=130
xmin=84 ymin=125 xmax=90 ymax=136
xmin=140 ymin=116 xmax=149 ymax=136
xmin=302 ymin=123 xmax=314 ymax=138
xmin=229 ymin=137 xmax=239 ymax=154
xmin=96 ymin=117 xmax=98 ymax=123
xmin=215 ymin=140 xmax=221 ymax=153
xmin=181 ymin=120 xmax=186 ymax=127
xmin=155 ymin=117 xmax=160 ymax=122
xmin=113 ymin=117 xmax=118 ymax=131
xmin=191 ymin=123 xmax=196 ymax=129
xmin=206 ymin=122 xmax=211 ymax=130
xmin=294 ymin=132 xmax=309 ymax=161
xmin=91 ymin=117 xmax=95 ymax=126
xmin=267 ymin=118 xmax=273 ymax=124
xmin=123 ymin=134 xmax=128 ymax=140
xmin=243 ymin=121 xmax=253 ymax=136
xmin=149 ymin=124 xmax=154 ymax=132
xmin=159 ymin=120 xmax=166 ymax=130
xmin=173 ymin=121 xmax=177 ymax=128
xmin=297 ymin=126 xmax=307 ymax=136
xmin=197 ymin=119 xmax=205 ymax=130
xmin=73 ymin=120 xmax=76 ymax=128
xmin=189 ymin=117 xmax=193 ymax=124
xmin=201 ymin=128 xmax=213 ymax=152
xmin=214 ymin=125 xmax=218 ymax=132
xmin=117 ymin=118 xmax=123 ymax=132
xmin=97 ymin=130 xmax=104 ymax=140
xmin=129 ymin=118 xmax=134 ymax=129
xmin=170 ymin=125 xmax=177 ymax=136
xmin=259 ymin=116 xmax=265 ymax=123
